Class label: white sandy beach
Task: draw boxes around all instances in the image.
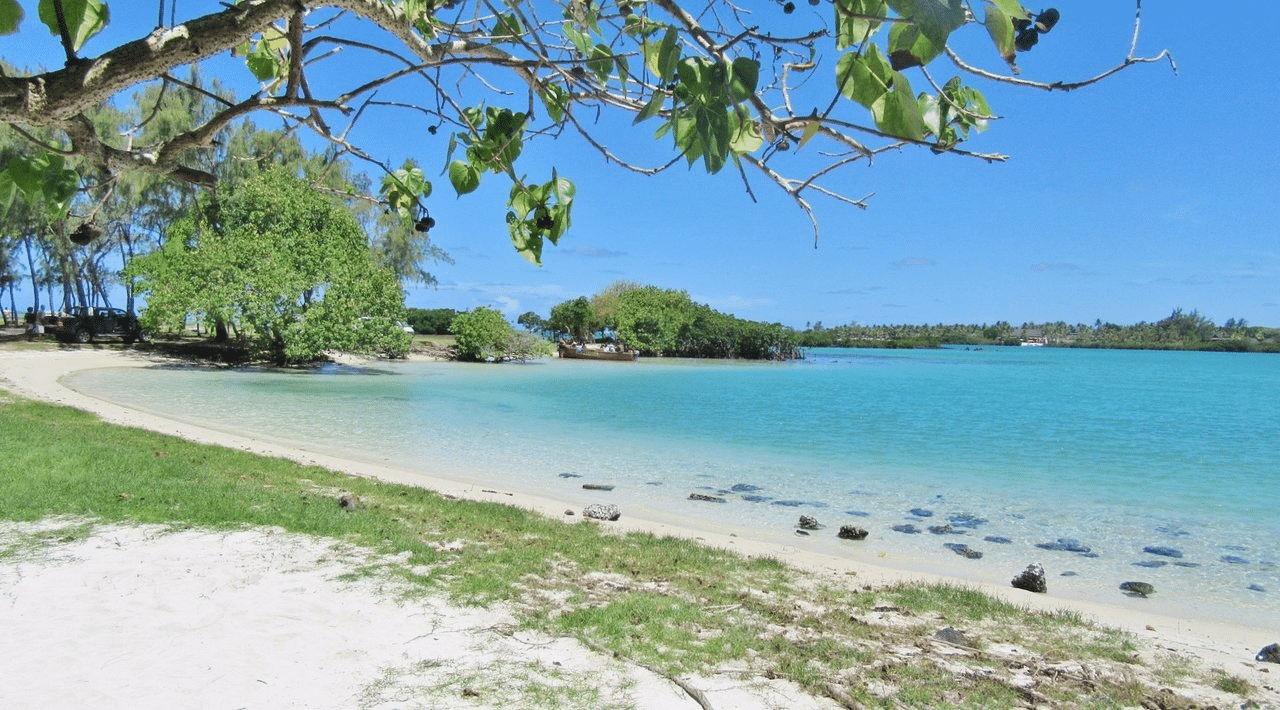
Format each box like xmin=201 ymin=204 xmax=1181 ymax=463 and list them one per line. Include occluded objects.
xmin=1 ymin=347 xmax=1277 ymax=709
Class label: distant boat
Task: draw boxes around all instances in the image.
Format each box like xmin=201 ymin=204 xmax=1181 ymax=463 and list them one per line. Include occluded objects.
xmin=558 ymin=342 xmax=639 ymax=361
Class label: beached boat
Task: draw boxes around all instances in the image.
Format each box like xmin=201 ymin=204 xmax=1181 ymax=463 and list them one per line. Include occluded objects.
xmin=557 ymin=342 xmax=639 ymax=361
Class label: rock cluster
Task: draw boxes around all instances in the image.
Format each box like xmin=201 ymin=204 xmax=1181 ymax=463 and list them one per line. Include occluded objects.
xmin=1119 ymin=581 xmax=1155 ymax=598
xmin=1011 ymin=563 xmax=1047 ymax=593
xmin=583 ymin=503 xmax=621 ymax=521
xmin=1257 ymin=643 xmax=1280 ymax=664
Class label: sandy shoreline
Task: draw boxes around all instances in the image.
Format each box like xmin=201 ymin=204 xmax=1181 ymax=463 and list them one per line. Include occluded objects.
xmin=2 ymin=347 xmax=1277 ymax=707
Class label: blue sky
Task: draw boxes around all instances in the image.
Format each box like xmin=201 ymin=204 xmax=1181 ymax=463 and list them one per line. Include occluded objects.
xmin=9 ymin=2 xmax=1278 ymax=329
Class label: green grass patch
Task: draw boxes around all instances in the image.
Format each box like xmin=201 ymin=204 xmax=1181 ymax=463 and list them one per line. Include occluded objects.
xmin=0 ymin=387 xmax=1215 ymax=708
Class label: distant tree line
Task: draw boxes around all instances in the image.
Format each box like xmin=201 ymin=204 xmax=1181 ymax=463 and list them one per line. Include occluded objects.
xmin=797 ymin=308 xmax=1280 ymax=353
xmin=525 ymin=281 xmax=801 ymax=360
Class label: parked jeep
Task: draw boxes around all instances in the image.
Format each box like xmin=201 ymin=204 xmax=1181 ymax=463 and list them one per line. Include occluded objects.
xmin=50 ymin=307 xmax=149 ymax=344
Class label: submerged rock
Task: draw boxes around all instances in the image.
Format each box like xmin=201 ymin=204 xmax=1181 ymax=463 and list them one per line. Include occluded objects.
xmin=558 ymin=472 xmax=582 ymax=478
xmin=948 ymin=513 xmax=988 ymax=529
xmin=1248 ymin=584 xmax=1267 ymax=593
xmin=891 ymin=524 xmax=921 ymax=534
xmin=688 ymin=493 xmax=726 ymax=503
xmin=944 ymin=543 xmax=983 ymax=559
xmin=1060 ymin=570 xmax=1078 ymax=577
xmin=909 ymin=508 xmax=934 ymax=518
xmin=1221 ymin=555 xmax=1249 ymax=565
xmin=844 ymin=510 xmax=871 ymax=518
xmin=1120 ymin=581 xmax=1155 ymax=598
xmin=1132 ymin=560 xmax=1167 ymax=568
xmin=1172 ymin=561 xmax=1201 ymax=568
xmin=772 ymin=499 xmax=806 ymax=507
xmin=1011 ymin=563 xmax=1047 ymax=593
xmin=1257 ymin=643 xmax=1280 ymax=663
xmin=1036 ymin=538 xmax=1092 ymax=554
xmin=928 ymin=524 xmax=964 ymax=535
xmin=838 ymin=525 xmax=869 ymax=540
xmin=1142 ymin=545 xmax=1183 ymax=558
xmin=742 ymin=495 xmax=772 ymax=503
xmin=730 ymin=483 xmax=762 ymax=493
xmin=983 ymin=535 xmax=1013 ymax=544
xmin=583 ymin=503 xmax=621 ymax=521
xmin=582 ymin=483 xmax=615 ymax=491
xmin=798 ymin=515 xmax=821 ymax=530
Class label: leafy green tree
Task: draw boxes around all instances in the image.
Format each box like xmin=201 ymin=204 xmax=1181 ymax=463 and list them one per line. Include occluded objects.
xmin=516 ymin=310 xmax=549 ymax=336
xmin=405 ymin=307 xmax=460 ymax=335
xmin=548 ymin=296 xmax=595 ymax=342
xmin=0 ymin=2 xmax=1171 ymax=262
xmin=451 ymin=306 xmax=551 ymax=362
xmin=615 ymin=286 xmax=696 ymax=355
xmin=126 ymin=169 xmax=410 ymax=363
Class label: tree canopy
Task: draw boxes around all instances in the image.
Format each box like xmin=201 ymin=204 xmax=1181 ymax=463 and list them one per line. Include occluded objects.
xmin=125 ymin=168 xmax=411 ymax=363
xmin=0 ymin=0 xmax=1172 ymax=265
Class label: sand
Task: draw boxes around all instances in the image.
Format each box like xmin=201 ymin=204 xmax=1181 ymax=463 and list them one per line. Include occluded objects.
xmin=1 ymin=347 xmax=1277 ymax=709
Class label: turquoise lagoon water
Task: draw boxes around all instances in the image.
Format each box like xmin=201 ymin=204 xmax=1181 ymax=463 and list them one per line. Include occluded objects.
xmin=66 ymin=346 xmax=1279 ymax=626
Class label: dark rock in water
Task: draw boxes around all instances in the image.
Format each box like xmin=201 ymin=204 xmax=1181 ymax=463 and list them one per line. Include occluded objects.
xmin=909 ymin=508 xmax=934 ymax=518
xmin=1257 ymin=643 xmax=1280 ymax=663
xmin=1154 ymin=524 xmax=1191 ymax=537
xmin=582 ymin=483 xmax=615 ymax=491
xmin=838 ymin=525 xmax=869 ymax=540
xmin=944 ymin=543 xmax=983 ymax=559
xmin=794 ymin=529 xmax=810 ymax=536
xmin=798 ymin=515 xmax=821 ymax=530
xmin=1120 ymin=581 xmax=1155 ymax=598
xmin=558 ymin=472 xmax=582 ymax=478
xmin=688 ymin=493 xmax=726 ymax=503
xmin=772 ymin=499 xmax=806 ymax=507
xmin=1060 ymin=571 xmax=1078 ymax=577
xmin=948 ymin=513 xmax=988 ymax=529
xmin=892 ymin=524 xmax=921 ymax=534
xmin=1223 ymin=544 xmax=1248 ymax=551
xmin=583 ymin=503 xmax=621 ymax=521
xmin=1248 ymin=584 xmax=1267 ymax=593
xmin=845 ymin=510 xmax=871 ymax=518
xmin=1143 ymin=545 xmax=1183 ymax=558
xmin=1011 ymin=563 xmax=1047 ymax=593
xmin=731 ymin=483 xmax=762 ymax=493
xmin=1132 ymin=560 xmax=1167 ymax=568
xmin=338 ymin=494 xmax=358 ymax=511
xmin=933 ymin=627 xmax=973 ymax=647
xmin=646 ymin=481 xmax=664 ymax=486
xmin=983 ymin=536 xmax=1013 ymax=544
xmin=928 ymin=524 xmax=964 ymax=535
xmin=1036 ymin=538 xmax=1091 ymax=554
xmin=1172 ymin=561 xmax=1201 ymax=568
xmin=1221 ymin=555 xmax=1249 ymax=565
xmin=742 ymin=495 xmax=772 ymax=503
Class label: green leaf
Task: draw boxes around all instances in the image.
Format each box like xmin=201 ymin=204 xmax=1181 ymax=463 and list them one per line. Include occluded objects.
xmin=540 ymin=82 xmax=569 ymax=123
xmin=588 ymin=44 xmax=614 ymax=84
xmin=728 ymin=58 xmax=759 ymax=103
xmin=727 ymin=106 xmax=762 ymax=155
xmin=634 ymin=92 xmax=665 ymax=124
xmin=884 ymin=0 xmax=965 ymax=64
xmin=448 ymin=160 xmax=481 ymax=196
xmin=645 ymin=27 xmax=679 ymax=80
xmin=871 ymin=72 xmax=925 ymax=140
xmin=988 ymin=0 xmax=1029 ymax=18
xmin=0 ymin=0 xmax=24 ymax=35
xmin=798 ymin=119 xmax=822 ymax=148
xmin=983 ymin=5 xmax=1018 ymax=69
xmin=836 ymin=45 xmax=893 ymax=109
xmin=562 ymin=22 xmax=592 ymax=55
xmin=246 ymin=42 xmax=283 ymax=82
xmin=835 ymin=0 xmax=888 ymax=50
xmin=493 ymin=13 xmax=524 ymax=43
xmin=38 ymin=0 xmax=108 ymax=51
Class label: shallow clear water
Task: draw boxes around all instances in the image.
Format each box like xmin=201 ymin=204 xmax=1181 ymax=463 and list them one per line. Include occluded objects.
xmin=66 ymin=346 xmax=1280 ymax=626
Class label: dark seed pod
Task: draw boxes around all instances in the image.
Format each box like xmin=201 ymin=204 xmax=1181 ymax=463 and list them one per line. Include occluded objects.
xmin=70 ymin=222 xmax=101 ymax=245
xmin=1011 ymin=16 xmax=1032 ymax=32
xmin=1036 ymin=8 xmax=1059 ymax=33
xmin=1014 ymin=29 xmax=1039 ymax=52
xmin=414 ymin=216 xmax=436 ymax=233
xmin=783 ymin=1 xmax=795 ymax=13
xmin=807 ymin=0 xmax=820 ymax=5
